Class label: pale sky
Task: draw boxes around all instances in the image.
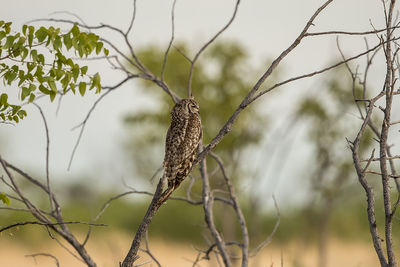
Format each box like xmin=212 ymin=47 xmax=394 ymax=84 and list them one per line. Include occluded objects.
xmin=0 ymin=0 xmax=391 ymax=207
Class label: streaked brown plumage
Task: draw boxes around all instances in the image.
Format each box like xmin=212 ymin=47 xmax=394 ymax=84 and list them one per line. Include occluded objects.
xmin=163 ymin=98 xmax=202 ymax=192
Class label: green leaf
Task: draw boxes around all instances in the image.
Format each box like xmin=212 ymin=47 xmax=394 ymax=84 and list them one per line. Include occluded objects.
xmin=4 ymin=22 xmax=11 ymax=34
xmin=92 ymin=72 xmax=101 ymax=93
xmin=17 ymin=70 xmax=26 ymax=86
xmin=11 ymin=105 xmax=21 ymax=115
xmin=3 ymin=35 xmax=15 ymax=49
xmin=72 ymin=65 xmax=80 ymax=82
xmin=88 ymin=33 xmax=99 ymax=43
xmin=28 ymin=93 xmax=36 ymax=103
xmin=37 ymin=54 xmax=45 ymax=65
xmin=17 ymin=36 xmax=26 ymax=46
xmin=4 ymin=70 xmax=17 ymax=85
xmin=21 ymin=87 xmax=30 ymax=100
xmin=34 ymin=66 xmax=44 ymax=83
xmin=28 ymin=26 xmax=34 ymax=47
xmin=0 ymin=31 xmax=6 ymax=40
xmin=63 ymin=33 xmax=72 ymax=50
xmin=78 ymin=46 xmax=84 ymax=57
xmin=22 ymin=25 xmax=27 ymax=35
xmin=27 ymin=62 xmax=36 ymax=73
xmin=67 ymin=58 xmax=74 ymax=68
xmin=0 ymin=93 xmax=8 ymax=105
xmin=39 ymin=84 xmax=51 ymax=94
xmin=79 ymin=82 xmax=86 ymax=96
xmin=21 ymin=47 xmax=29 ymax=61
xmin=17 ymin=109 xmax=27 ymax=118
xmin=80 ymin=66 xmax=88 ymax=75
xmin=49 ymin=91 xmax=56 ymax=102
xmin=71 ymin=24 xmax=80 ymax=37
xmin=53 ymin=35 xmax=62 ymax=50
xmin=61 ymin=73 xmax=70 ymax=90
xmin=48 ymin=80 xmax=57 ymax=93
xmin=29 ymin=83 xmax=36 ymax=92
xmin=0 ymin=193 xmax=10 ymax=206
xmin=95 ymin=42 xmax=103 ymax=55
xmin=70 ymin=82 xmax=76 ymax=94
xmin=35 ymin=27 xmax=48 ymax=42
xmin=55 ymin=69 xmax=64 ymax=80
xmin=30 ymin=49 xmax=38 ymax=62
xmin=104 ymin=48 xmax=109 ymax=56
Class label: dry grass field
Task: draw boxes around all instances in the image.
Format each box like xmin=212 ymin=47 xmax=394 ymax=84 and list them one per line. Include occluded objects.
xmin=0 ymin=231 xmax=381 ymax=267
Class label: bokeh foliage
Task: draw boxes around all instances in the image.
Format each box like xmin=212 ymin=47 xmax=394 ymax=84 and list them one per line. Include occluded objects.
xmin=124 ymin=41 xmax=268 ymax=181
xmin=296 ymin=67 xmax=374 ymax=198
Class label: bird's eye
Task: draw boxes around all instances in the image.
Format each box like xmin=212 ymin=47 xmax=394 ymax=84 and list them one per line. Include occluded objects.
xmin=188 ymin=103 xmax=198 ymax=113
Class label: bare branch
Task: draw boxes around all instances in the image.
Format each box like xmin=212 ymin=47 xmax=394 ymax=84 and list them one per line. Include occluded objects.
xmin=0 ymin=220 xmax=106 ymax=233
xmin=126 ymin=0 xmax=137 ymax=36
xmin=186 ymin=0 xmax=241 ymax=97
xmin=25 ymin=253 xmax=60 ymax=267
xmin=200 ymin=146 xmax=232 ymax=267
xmin=250 ymin=196 xmax=281 ymax=257
xmin=197 ymin=0 xmax=334 ymax=162
xmin=68 ymin=75 xmax=137 ymax=170
xmin=210 ymin=152 xmax=249 ymax=267
xmin=33 ymin=103 xmax=53 ymax=212
xmin=120 ymin=175 xmax=166 ymax=267
xmin=305 ymin=25 xmax=400 ymax=37
xmin=161 ymin=0 xmax=177 ymax=84
xmin=250 ymin=37 xmax=387 ymax=104
xmin=141 ymin=230 xmax=161 ymax=267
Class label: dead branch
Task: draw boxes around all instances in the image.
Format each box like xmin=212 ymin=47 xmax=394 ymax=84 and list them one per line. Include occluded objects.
xmin=197 ymin=0 xmax=334 ymax=162
xmin=68 ymin=74 xmax=138 ymax=169
xmin=161 ymin=0 xmax=177 ymax=83
xmin=250 ymin=196 xmax=281 ymax=257
xmin=33 ymin=103 xmax=53 ymax=212
xmin=210 ymin=152 xmax=249 ymax=267
xmin=120 ymin=176 xmax=166 ymax=267
xmin=346 ymin=1 xmax=400 ymax=266
xmin=0 ymin=220 xmax=106 ymax=233
xmin=186 ymin=0 xmax=241 ymax=97
xmin=25 ymin=253 xmax=60 ymax=267
xmin=200 ymin=146 xmax=232 ymax=267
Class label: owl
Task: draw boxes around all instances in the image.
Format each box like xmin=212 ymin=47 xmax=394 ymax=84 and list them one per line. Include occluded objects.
xmin=162 ymin=98 xmax=202 ymax=195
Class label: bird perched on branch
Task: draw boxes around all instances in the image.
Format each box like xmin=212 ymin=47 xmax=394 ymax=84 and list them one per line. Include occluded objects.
xmin=159 ymin=98 xmax=202 ymax=203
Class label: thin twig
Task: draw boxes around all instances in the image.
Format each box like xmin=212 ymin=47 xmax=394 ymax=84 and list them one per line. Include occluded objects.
xmin=197 ymin=0 xmax=335 ymax=163
xmin=68 ymin=75 xmax=137 ymax=170
xmin=250 ymin=196 xmax=280 ymax=257
xmin=0 ymin=220 xmax=106 ymax=233
xmin=25 ymin=253 xmax=60 ymax=267
xmin=199 ymin=145 xmax=232 ymax=267
xmin=210 ymin=152 xmax=249 ymax=267
xmin=161 ymin=0 xmax=177 ymax=85
xmin=126 ymin=0 xmax=137 ymax=36
xmin=33 ymin=103 xmax=53 ymax=212
xmin=186 ymin=0 xmax=241 ymax=97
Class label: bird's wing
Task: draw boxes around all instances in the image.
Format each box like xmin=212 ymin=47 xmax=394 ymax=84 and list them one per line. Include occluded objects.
xmin=176 ymin=116 xmax=202 ymax=162
xmin=163 ymin=120 xmax=187 ymax=167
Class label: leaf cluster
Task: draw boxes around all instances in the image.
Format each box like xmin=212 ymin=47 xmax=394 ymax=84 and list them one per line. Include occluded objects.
xmin=0 ymin=21 xmax=108 ymax=123
xmin=0 ymin=192 xmax=10 ymax=205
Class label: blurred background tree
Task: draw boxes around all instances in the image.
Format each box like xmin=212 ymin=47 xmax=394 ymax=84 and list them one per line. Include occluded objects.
xmin=123 ymin=41 xmax=272 ymax=240
xmin=295 ymin=67 xmax=375 ymax=267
